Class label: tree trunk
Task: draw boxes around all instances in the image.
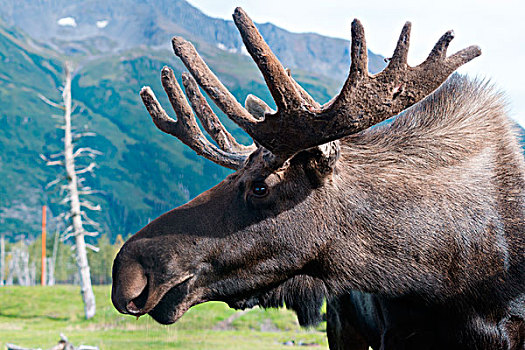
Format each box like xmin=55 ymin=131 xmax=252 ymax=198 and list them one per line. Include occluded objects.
xmin=47 ymin=257 xmax=54 ymax=285
xmin=20 ymin=246 xmax=30 ymax=286
xmin=30 ymin=261 xmax=36 ymax=286
xmin=6 ymin=251 xmax=14 ymax=285
xmin=0 ymin=233 xmax=5 ymax=286
xmin=62 ymin=64 xmax=96 ymax=319
xmin=74 ymin=235 xmax=96 ymax=318
xmin=47 ymin=230 xmax=59 ymax=286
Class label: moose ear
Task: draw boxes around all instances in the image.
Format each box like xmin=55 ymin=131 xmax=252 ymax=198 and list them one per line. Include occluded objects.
xmin=302 ymin=141 xmax=340 ymax=187
xmin=316 ymin=142 xmax=340 ymax=170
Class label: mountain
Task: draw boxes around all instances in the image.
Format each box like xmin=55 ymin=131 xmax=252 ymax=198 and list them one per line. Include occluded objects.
xmin=0 ymin=0 xmax=385 ymax=80
xmin=0 ymin=0 xmax=389 ymax=239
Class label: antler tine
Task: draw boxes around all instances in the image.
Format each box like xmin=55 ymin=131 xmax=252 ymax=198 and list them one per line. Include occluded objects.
xmin=445 ymin=45 xmax=482 ymax=71
xmin=245 ymin=94 xmax=275 ymax=120
xmin=140 ymin=67 xmax=247 ymax=170
xmin=181 ymin=72 xmax=256 ymax=154
xmin=328 ymin=19 xmax=368 ymax=108
xmin=160 ymin=67 xmax=194 ymax=127
xmin=419 ymin=30 xmax=481 ymax=72
xmin=388 ymin=22 xmax=411 ymax=68
xmin=426 ymin=30 xmax=454 ymax=62
xmin=171 ymin=37 xmax=258 ymax=130
xmin=349 ymin=19 xmax=368 ymax=80
xmin=232 ymin=7 xmax=305 ymax=112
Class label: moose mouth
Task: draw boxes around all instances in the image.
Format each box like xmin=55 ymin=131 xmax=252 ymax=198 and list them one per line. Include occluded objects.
xmin=122 ymin=273 xmax=325 ymax=327
xmin=147 ymin=276 xmax=205 ymax=324
xmin=123 ymin=273 xmax=204 ymax=325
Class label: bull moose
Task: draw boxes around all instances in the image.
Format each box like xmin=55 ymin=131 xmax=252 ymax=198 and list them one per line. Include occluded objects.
xmin=111 ymin=7 xmax=525 ymax=349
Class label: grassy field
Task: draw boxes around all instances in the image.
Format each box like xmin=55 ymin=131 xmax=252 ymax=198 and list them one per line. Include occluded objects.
xmin=0 ymin=285 xmax=328 ymax=349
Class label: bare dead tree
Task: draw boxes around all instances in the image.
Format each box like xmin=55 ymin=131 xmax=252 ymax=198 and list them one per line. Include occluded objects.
xmin=6 ymin=251 xmax=13 ymax=285
xmin=46 ymin=228 xmax=60 ymax=286
xmin=29 ymin=260 xmax=36 ymax=286
xmin=0 ymin=233 xmax=5 ymax=286
xmin=6 ymin=239 xmax=31 ymax=286
xmin=40 ymin=63 xmax=101 ymax=319
xmin=19 ymin=243 xmax=30 ymax=286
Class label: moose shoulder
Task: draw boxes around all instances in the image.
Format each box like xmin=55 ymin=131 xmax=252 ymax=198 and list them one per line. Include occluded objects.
xmin=111 ymin=7 xmax=525 ymax=350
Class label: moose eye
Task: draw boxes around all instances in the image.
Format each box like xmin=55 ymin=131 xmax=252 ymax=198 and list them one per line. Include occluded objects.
xmin=251 ymin=182 xmax=269 ymax=197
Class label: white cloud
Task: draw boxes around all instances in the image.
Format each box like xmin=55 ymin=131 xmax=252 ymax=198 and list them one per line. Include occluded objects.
xmin=96 ymin=20 xmax=108 ymax=29
xmin=57 ymin=17 xmax=77 ymax=27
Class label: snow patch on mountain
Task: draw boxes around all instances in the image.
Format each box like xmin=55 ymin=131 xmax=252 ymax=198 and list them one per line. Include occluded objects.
xmin=96 ymin=20 xmax=108 ymax=28
xmin=216 ymin=43 xmax=238 ymax=53
xmin=57 ymin=17 xmax=77 ymax=27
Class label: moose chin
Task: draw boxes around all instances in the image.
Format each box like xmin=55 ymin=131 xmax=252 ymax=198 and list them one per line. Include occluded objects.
xmin=112 ymin=7 xmax=524 ymax=350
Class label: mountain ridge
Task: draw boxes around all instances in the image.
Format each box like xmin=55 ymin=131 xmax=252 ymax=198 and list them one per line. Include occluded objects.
xmin=0 ymin=0 xmax=385 ymax=79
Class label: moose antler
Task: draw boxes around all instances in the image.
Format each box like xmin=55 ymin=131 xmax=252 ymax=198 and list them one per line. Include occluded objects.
xmin=140 ymin=67 xmax=254 ymax=169
xmin=142 ymin=7 xmax=481 ymax=165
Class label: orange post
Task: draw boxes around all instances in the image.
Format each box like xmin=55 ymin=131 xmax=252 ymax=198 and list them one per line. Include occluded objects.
xmin=41 ymin=205 xmax=46 ymax=286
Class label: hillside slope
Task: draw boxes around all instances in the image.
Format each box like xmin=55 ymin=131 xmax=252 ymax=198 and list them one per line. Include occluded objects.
xmin=0 ymin=16 xmax=348 ymax=238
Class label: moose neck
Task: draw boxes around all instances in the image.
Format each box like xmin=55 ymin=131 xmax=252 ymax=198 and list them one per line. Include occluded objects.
xmin=315 ymin=131 xmax=512 ymax=301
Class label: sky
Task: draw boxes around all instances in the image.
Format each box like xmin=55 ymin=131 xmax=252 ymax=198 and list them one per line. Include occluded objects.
xmin=187 ymin=0 xmax=525 ymax=127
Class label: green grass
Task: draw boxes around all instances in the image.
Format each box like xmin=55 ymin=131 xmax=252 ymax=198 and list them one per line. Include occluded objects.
xmin=0 ymin=285 xmax=328 ymax=349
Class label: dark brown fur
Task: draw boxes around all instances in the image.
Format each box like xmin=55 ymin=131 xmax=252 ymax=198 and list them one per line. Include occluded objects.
xmin=112 ymin=76 xmax=525 ymax=349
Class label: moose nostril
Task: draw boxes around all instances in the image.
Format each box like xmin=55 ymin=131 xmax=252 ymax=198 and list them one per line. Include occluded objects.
xmin=126 ymin=300 xmax=141 ymax=314
xmin=112 ymin=257 xmax=149 ymax=314
xmin=126 ymin=280 xmax=150 ymax=314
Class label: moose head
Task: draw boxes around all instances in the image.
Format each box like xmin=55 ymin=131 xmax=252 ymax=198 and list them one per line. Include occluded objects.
xmin=111 ymin=8 xmax=480 ymax=326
